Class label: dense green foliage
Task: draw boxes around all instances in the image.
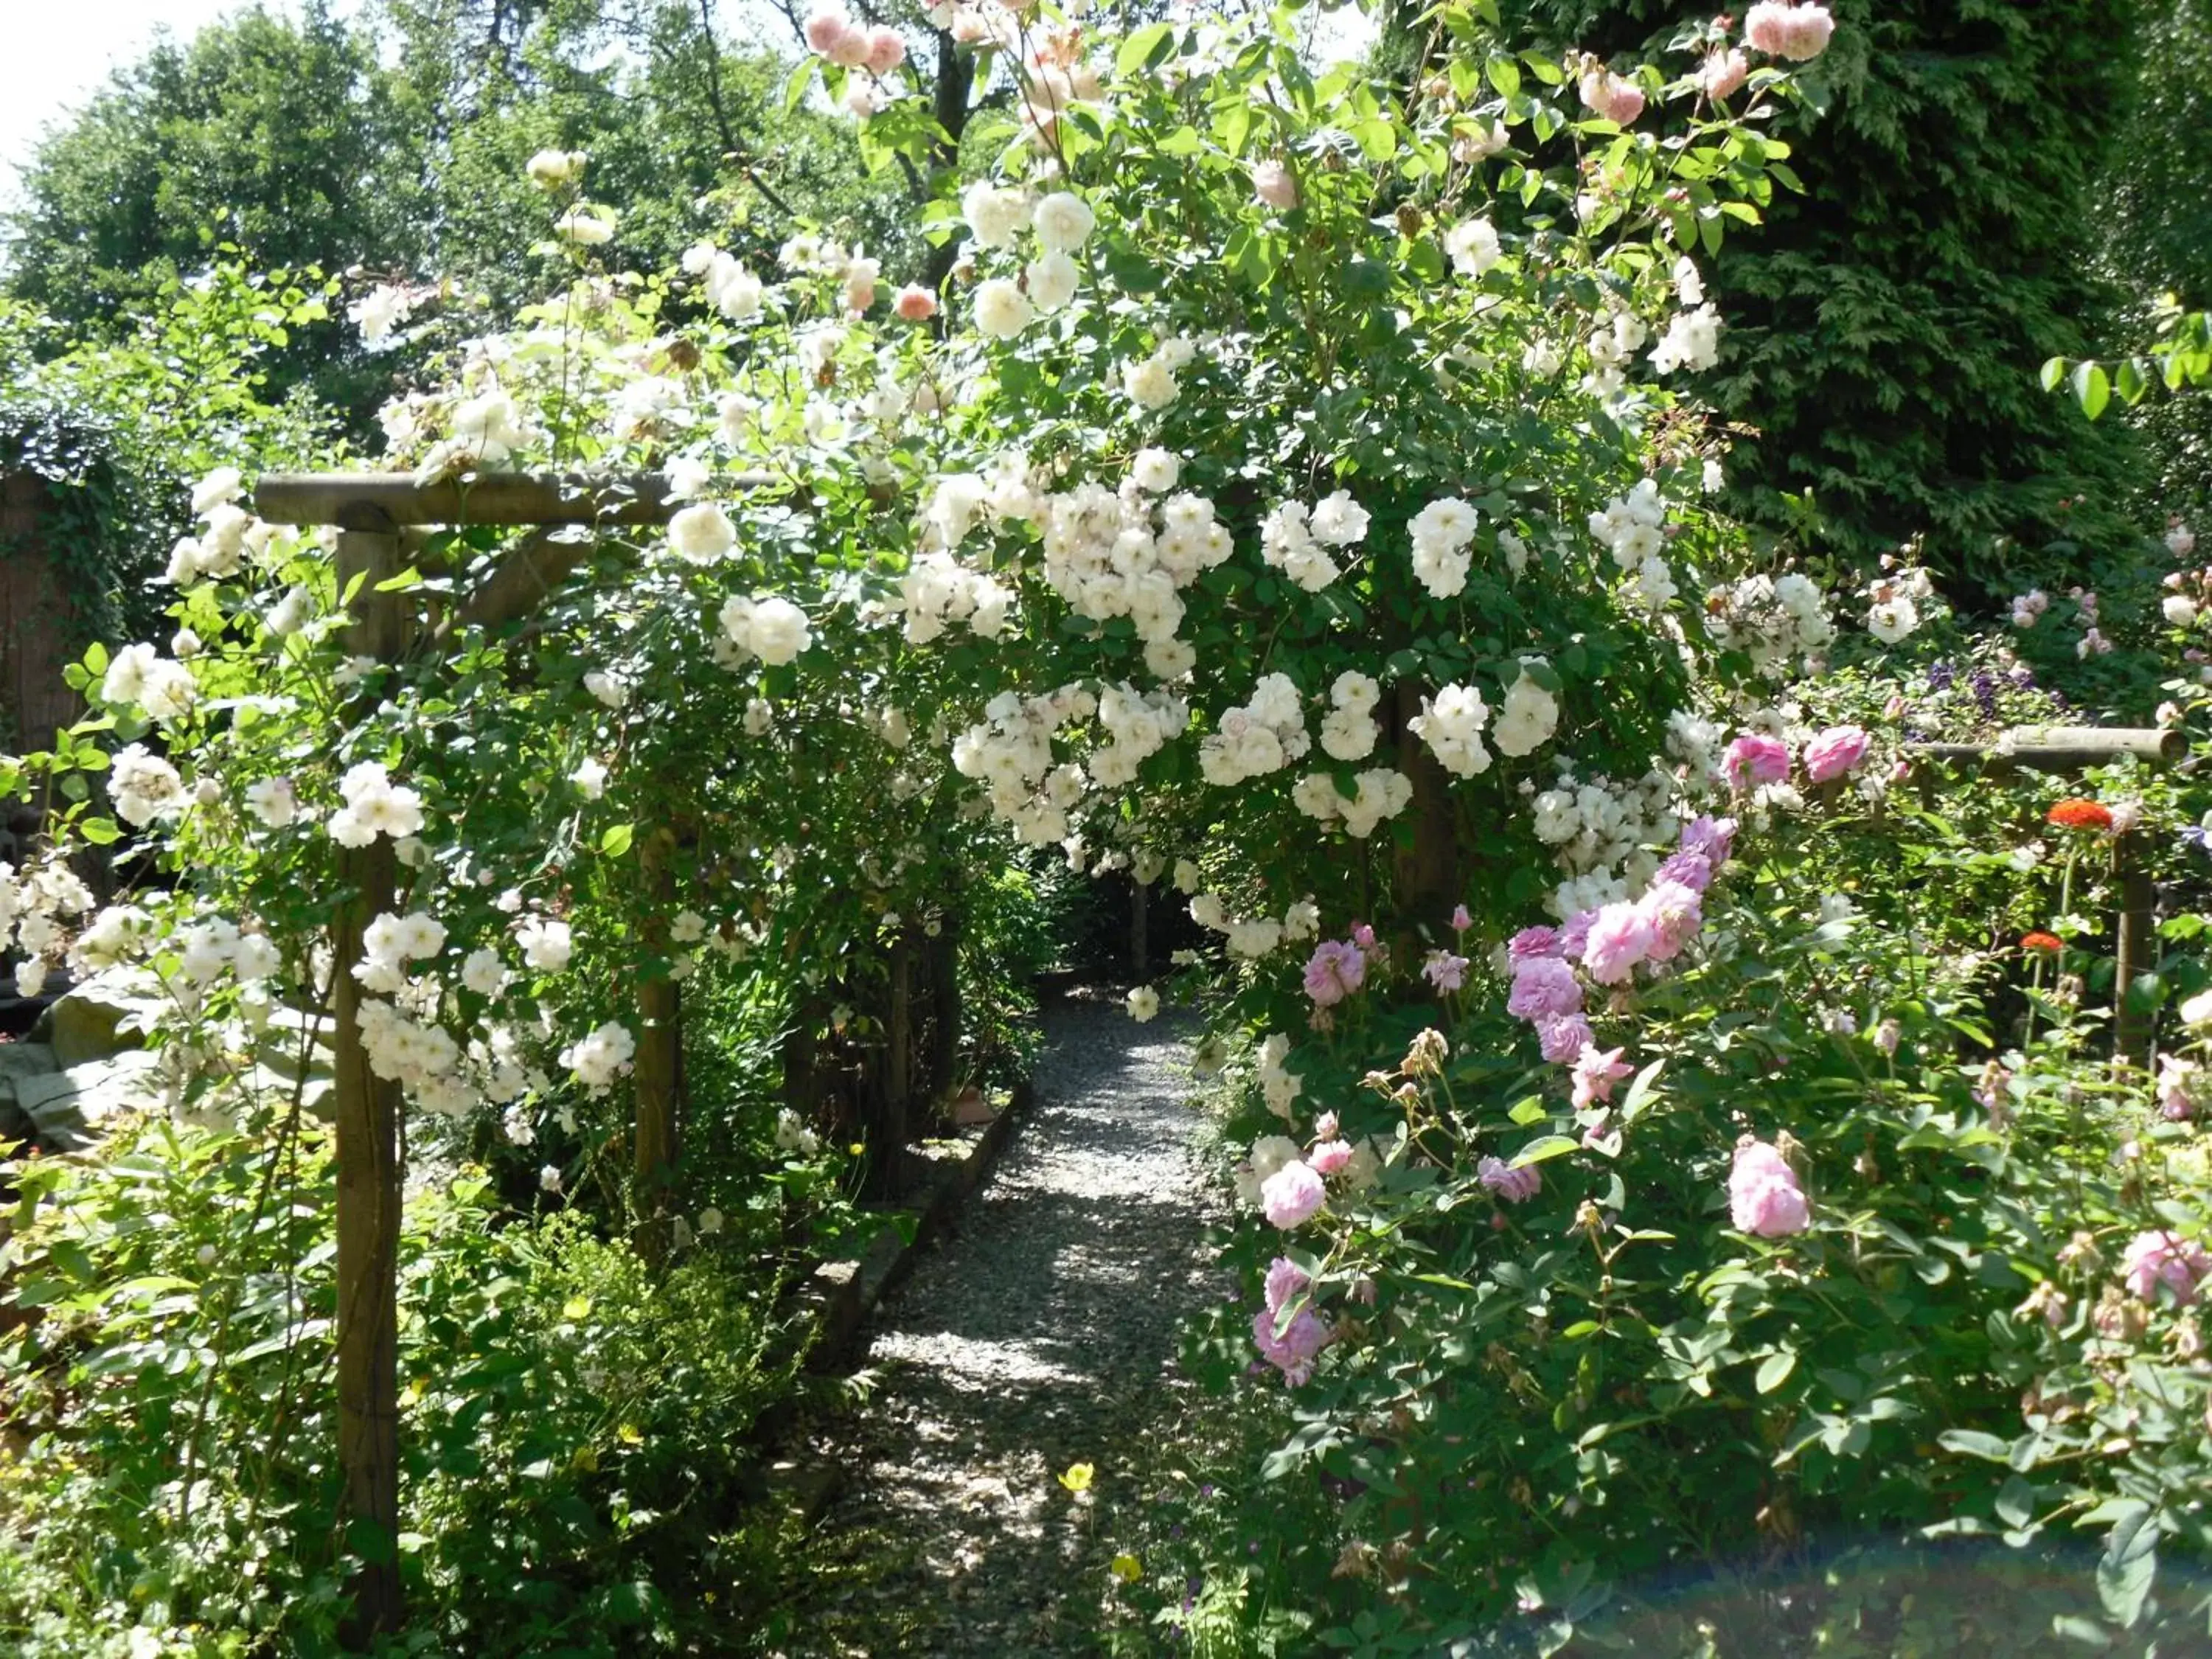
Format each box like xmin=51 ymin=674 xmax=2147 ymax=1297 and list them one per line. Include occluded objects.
xmin=1489 ymin=0 xmax=2144 ymax=588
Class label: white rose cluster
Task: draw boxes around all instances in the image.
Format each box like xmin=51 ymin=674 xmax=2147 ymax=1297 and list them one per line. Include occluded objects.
xmin=774 ymin=1106 xmax=823 ymax=1155
xmin=1589 ymin=479 xmax=1666 ymax=567
xmin=357 ymin=998 xmax=473 ymax=1117
xmin=1089 ymin=682 xmax=1189 ymax=788
xmin=1649 ymin=305 xmax=1722 ymax=375
xmin=1584 ymin=310 xmax=1651 ymax=399
xmin=1865 ymin=566 xmax=1933 ymax=645
xmin=1290 ymin=768 xmax=1414 ymax=838
xmin=1408 ymin=683 xmax=1492 ymax=777
xmin=328 ymin=762 xmax=425 ymax=849
xmin=168 ymin=469 xmax=286 ymax=586
xmin=1033 ymin=473 xmax=1229 ymax=677
xmin=952 ymin=684 xmax=1096 ymax=845
xmin=2 ymin=858 xmax=97 ymax=996
xmin=1122 ymin=334 xmax=1196 ymax=412
xmin=1409 ymin=497 xmax=1481 ymax=599
xmin=1708 ymin=572 xmax=1836 ymax=676
xmin=681 ymin=240 xmax=768 ymax=321
xmin=1318 ymin=671 xmax=1381 ymax=762
xmin=110 ymin=745 xmax=190 ymax=828
xmin=354 ymin=909 xmax=448 ymax=995
xmin=563 ymin=1020 xmax=637 ymax=1094
xmin=899 ymin=551 xmax=1013 ymax=644
xmin=1258 ymin=1034 xmax=1303 ymax=1119
xmin=1492 ymin=666 xmax=1562 ymax=757
xmin=1199 ymin=672 xmax=1310 ymax=786
xmin=1529 ymin=761 xmax=1685 ymax=916
xmin=718 ymin=595 xmax=814 ymax=667
xmin=1260 ymin=491 xmax=1371 ymax=593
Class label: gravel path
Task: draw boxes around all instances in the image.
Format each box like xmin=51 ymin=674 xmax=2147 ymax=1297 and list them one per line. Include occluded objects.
xmin=790 ymin=990 xmax=1222 ymax=1656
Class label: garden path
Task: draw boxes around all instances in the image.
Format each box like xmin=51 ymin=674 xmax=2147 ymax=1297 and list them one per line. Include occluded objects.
xmin=790 ymin=989 xmax=1224 ymax=1655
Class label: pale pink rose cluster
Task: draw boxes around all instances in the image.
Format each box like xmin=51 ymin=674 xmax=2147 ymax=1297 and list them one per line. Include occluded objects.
xmin=2121 ymin=1229 xmax=2212 ymax=1305
xmin=803 ymin=5 xmax=906 ymax=74
xmin=1260 ymin=1159 xmax=1326 ymax=1228
xmin=1303 ymin=937 xmax=1367 ymax=1007
xmin=1576 ymin=63 xmax=1646 ymax=125
xmin=1252 ymin=1256 xmax=1333 ymax=1385
xmin=1802 ymin=724 xmax=1870 ymax=784
xmin=1729 ymin=1138 xmax=1810 ymax=1237
xmin=1744 ymin=0 xmax=1836 ymax=61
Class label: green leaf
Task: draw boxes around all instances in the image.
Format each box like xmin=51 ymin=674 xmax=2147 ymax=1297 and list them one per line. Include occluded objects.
xmin=2071 ymin=359 xmax=2110 ymax=420
xmin=78 ymin=817 xmax=121 ymax=846
xmin=599 ymin=824 xmax=636 ymax=858
xmin=1117 ymin=21 xmax=1175 ymax=77
xmin=1755 ymin=1352 xmax=1797 ymax=1394
xmin=1507 ymin=1096 xmax=1548 ymax=1126
xmin=1510 ymin=1135 xmax=1580 ymax=1168
xmin=1937 ymin=1428 xmax=2014 ymax=1461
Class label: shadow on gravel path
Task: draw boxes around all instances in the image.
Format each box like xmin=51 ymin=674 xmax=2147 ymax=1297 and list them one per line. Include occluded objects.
xmin=787 ymin=990 xmax=1225 ymax=1657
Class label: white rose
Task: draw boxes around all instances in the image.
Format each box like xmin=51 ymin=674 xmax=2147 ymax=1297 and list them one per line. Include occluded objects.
xmin=668 ymin=502 xmax=736 ymax=563
xmin=973 ymin=278 xmax=1032 ymax=340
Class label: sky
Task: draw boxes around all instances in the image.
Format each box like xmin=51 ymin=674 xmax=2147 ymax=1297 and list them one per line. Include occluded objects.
xmin=0 ymin=0 xmax=293 ymax=202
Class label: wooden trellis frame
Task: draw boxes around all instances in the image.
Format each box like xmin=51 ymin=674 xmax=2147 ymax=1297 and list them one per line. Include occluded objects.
xmin=1913 ymin=725 xmax=2183 ymax=1068
xmin=254 ymin=470 xmax=735 ymax=1642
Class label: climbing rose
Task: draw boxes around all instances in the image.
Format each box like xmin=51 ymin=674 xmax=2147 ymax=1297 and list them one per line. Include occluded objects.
xmin=1745 ymin=0 xmax=1834 ymax=60
xmin=894 ymin=285 xmax=938 ymax=321
xmin=1309 ymin=1138 xmax=1354 ymax=1177
xmin=1802 ymin=725 xmax=1871 ymax=784
xmin=1696 ymin=46 xmax=1750 ymax=98
xmin=1508 ymin=925 xmax=1562 ymax=962
xmin=1582 ymin=901 xmax=1656 ymax=985
xmin=1577 ymin=63 xmax=1646 ymax=124
xmin=1729 ymin=1139 xmax=1810 ymax=1237
xmin=1264 ymin=1256 xmax=1309 ymax=1311
xmin=2121 ymin=1230 xmax=2212 ymax=1304
xmin=1261 ymin=1161 xmax=1326 ymax=1228
xmin=1636 ymin=879 xmax=1703 ymax=962
xmin=1721 ymin=733 xmax=1790 ymax=789
xmin=1508 ymin=957 xmax=1583 ymax=1020
xmin=1680 ymin=813 xmax=1738 ymax=866
xmin=1126 ymin=985 xmax=1160 ymax=1023
xmin=1251 ymin=1304 xmax=1332 ymax=1385
xmin=1303 ymin=939 xmax=1367 ymax=1006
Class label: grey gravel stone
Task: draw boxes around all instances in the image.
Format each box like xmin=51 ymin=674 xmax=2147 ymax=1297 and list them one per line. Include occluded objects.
xmin=792 ymin=990 xmax=1225 ymax=1657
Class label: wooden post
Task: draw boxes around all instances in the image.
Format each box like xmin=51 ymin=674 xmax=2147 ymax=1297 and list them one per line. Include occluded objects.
xmin=880 ymin=933 xmax=913 ymax=1197
xmin=633 ymin=828 xmax=681 ymax=1259
xmin=926 ymin=914 xmax=961 ymax=1101
xmin=331 ymin=521 xmax=407 ymax=1646
xmin=2115 ymin=833 xmax=2157 ymax=1070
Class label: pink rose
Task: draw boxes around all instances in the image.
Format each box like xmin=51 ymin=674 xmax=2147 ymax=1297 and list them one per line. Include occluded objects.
xmin=1252 ymin=1304 xmax=1332 ymax=1384
xmin=1309 ymin=1138 xmax=1354 ymax=1177
xmin=1728 ymin=1139 xmax=1810 ymax=1237
xmin=1508 ymin=925 xmax=1562 ymax=963
xmin=841 ymin=274 xmax=877 ymax=313
xmin=1745 ymin=0 xmax=1834 ymax=60
xmin=2121 ymin=1229 xmax=2212 ymax=1304
xmin=1424 ymin=949 xmax=1469 ymax=992
xmin=1261 ymin=1160 xmax=1326 ymax=1228
xmin=1264 ymin=1255 xmax=1310 ymax=1312
xmin=803 ymin=7 xmax=850 ymax=53
xmin=1635 ymin=878 xmax=1703 ymax=963
xmin=1654 ymin=849 xmax=1713 ymax=893
xmin=1722 ymin=733 xmax=1790 ymax=790
xmin=1696 ymin=46 xmax=1750 ymax=99
xmin=1581 ymin=900 xmax=1656 ymax=986
xmin=1571 ymin=1043 xmax=1634 ymax=1110
xmin=1803 ymin=724 xmax=1871 ymax=784
xmin=893 ymin=285 xmax=939 ymax=321
xmin=863 ymin=25 xmax=906 ymax=74
xmin=1302 ymin=939 xmax=1366 ymax=1007
xmin=1450 ymin=903 xmax=1474 ymax=933
xmin=826 ymin=24 xmax=872 ymax=67
xmin=1478 ymin=1155 xmax=1540 ymax=1203
xmin=1312 ymin=1111 xmax=1339 ymax=1142
xmin=1556 ymin=908 xmax=1599 ymax=961
xmin=1680 ymin=813 xmax=1737 ymax=866
xmin=1577 ymin=66 xmax=1646 ymax=125
xmin=1508 ymin=957 xmax=1583 ymax=1020
xmin=1537 ymin=1012 xmax=1593 ymax=1064
xmin=1251 ymin=159 xmax=1298 ymax=209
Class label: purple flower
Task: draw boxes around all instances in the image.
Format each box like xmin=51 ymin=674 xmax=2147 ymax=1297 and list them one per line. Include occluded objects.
xmin=1582 ymin=901 xmax=1657 ymax=986
xmin=1263 ymin=1255 xmax=1309 ymax=1312
xmin=1478 ymin=1155 xmax=1541 ymax=1203
xmin=1302 ymin=939 xmax=1366 ymax=1007
xmin=1728 ymin=1139 xmax=1809 ymax=1237
xmin=1557 ymin=908 xmax=1599 ymax=961
xmin=1679 ymin=813 xmax=1737 ymax=867
xmin=1507 ymin=957 xmax=1583 ymax=1020
xmin=1536 ymin=1012 xmax=1593 ymax=1063
xmin=1261 ymin=1160 xmax=1326 ymax=1228
xmin=1654 ymin=849 xmax=1714 ymax=893
xmin=1424 ymin=949 xmax=1470 ymax=992
xmin=2122 ymin=1230 xmax=2212 ymax=1304
xmin=1507 ymin=925 xmax=1562 ymax=963
xmin=1803 ymin=725 xmax=1871 ymax=784
xmin=1251 ymin=1304 xmax=1333 ymax=1385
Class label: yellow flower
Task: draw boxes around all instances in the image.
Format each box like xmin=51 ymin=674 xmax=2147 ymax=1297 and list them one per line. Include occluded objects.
xmin=1110 ymin=1552 xmax=1142 ymax=1583
xmin=849 ymin=1142 xmax=866 ymax=1157
xmin=1058 ymin=1462 xmax=1095 ymax=1494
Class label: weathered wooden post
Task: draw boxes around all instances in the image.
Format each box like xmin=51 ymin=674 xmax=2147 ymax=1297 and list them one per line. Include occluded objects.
xmin=633 ymin=826 xmax=682 ymax=1258
xmin=330 ymin=512 xmax=408 ymax=1644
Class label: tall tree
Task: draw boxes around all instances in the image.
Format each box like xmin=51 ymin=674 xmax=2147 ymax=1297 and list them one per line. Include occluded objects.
xmin=1492 ymin=0 xmax=2143 ymax=588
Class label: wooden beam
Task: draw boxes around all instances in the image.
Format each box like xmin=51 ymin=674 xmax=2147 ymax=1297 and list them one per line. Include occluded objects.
xmin=254 ymin=470 xmax=774 ymax=530
xmin=1914 ymin=726 xmax=2183 ymax=774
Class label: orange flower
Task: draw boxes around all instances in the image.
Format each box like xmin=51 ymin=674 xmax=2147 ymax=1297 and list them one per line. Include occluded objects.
xmin=2021 ymin=931 xmax=2064 ymax=954
xmin=2047 ymin=799 xmax=2114 ymax=831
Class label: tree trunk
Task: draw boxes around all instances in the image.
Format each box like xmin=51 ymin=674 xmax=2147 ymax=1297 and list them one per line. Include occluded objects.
xmin=927 ymin=914 xmax=961 ymax=1100
xmin=1130 ymin=878 xmax=1148 ymax=979
xmin=1391 ymin=681 xmax=1461 ymax=925
xmin=332 ymin=523 xmax=407 ymax=1647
